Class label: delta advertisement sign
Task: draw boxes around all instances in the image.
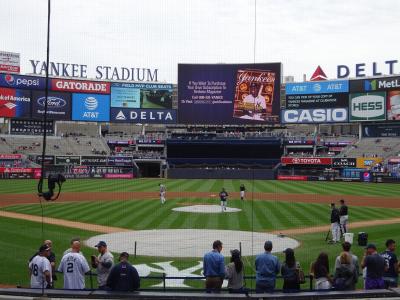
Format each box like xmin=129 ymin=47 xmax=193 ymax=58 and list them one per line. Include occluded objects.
xmin=349 ymin=92 xmax=386 ymax=122
xmin=281 ymin=157 xmax=333 ymax=165
xmin=110 ymin=108 xmax=177 ymax=124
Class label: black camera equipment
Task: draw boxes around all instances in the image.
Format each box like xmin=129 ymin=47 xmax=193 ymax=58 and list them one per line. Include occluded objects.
xmin=39 ymin=174 xmax=66 ymax=201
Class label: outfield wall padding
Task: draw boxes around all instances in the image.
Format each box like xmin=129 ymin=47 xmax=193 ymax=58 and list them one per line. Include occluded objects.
xmin=167 ymin=168 xmax=275 ymax=179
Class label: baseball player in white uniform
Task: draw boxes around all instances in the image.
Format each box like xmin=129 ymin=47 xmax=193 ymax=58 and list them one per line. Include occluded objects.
xmin=58 ymin=241 xmax=90 ymax=289
xmin=29 ymin=244 xmax=52 ymax=289
xmin=159 ymin=183 xmax=166 ymax=204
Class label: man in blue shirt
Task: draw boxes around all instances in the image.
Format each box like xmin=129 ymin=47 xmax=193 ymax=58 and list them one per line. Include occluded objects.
xmin=381 ymin=239 xmax=399 ymax=288
xmin=255 ymin=240 xmax=280 ymax=293
xmin=203 ymin=240 xmax=225 ymax=293
xmin=106 ymin=252 xmax=140 ymax=291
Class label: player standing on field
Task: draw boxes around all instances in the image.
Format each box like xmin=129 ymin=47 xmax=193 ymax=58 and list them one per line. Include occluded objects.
xmin=58 ymin=241 xmax=90 ymax=289
xmin=219 ymin=188 xmax=228 ymax=212
xmin=240 ymin=184 xmax=246 ymax=200
xmin=339 ymin=199 xmax=349 ymax=235
xmin=159 ymin=183 xmax=166 ymax=204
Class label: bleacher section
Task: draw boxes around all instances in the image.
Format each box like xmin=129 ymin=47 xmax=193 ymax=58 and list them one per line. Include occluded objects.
xmin=342 ymin=138 xmax=400 ymax=159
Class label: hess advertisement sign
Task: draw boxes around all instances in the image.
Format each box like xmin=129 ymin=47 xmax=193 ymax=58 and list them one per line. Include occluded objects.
xmin=349 ymin=92 xmax=386 ymax=122
xmin=72 ymin=93 xmax=110 ymax=122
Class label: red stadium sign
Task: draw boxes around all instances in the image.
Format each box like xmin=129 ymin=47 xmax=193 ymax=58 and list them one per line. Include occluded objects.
xmin=0 ymin=154 xmax=22 ymax=159
xmin=277 ymin=175 xmax=308 ymax=181
xmin=281 ymin=157 xmax=332 ymax=165
xmin=51 ymin=79 xmax=110 ymax=94
xmin=0 ymin=167 xmax=39 ymax=173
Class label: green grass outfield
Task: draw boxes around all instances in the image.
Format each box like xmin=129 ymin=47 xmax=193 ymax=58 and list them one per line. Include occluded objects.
xmin=0 ymin=178 xmax=399 ymax=196
xmin=1 ymin=178 xmax=400 ymax=289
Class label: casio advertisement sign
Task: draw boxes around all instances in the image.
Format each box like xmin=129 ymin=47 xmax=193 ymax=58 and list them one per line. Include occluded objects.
xmin=110 ymin=108 xmax=177 ymax=124
xmin=349 ymin=92 xmax=386 ymax=122
xmin=281 ymin=108 xmax=348 ymax=124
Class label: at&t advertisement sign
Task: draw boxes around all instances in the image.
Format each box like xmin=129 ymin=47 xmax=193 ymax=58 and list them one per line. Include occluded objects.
xmin=72 ymin=93 xmax=110 ymax=122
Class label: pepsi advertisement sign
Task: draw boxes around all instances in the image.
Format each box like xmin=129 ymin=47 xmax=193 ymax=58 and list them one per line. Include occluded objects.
xmin=285 ymin=80 xmax=348 ymax=95
xmin=0 ymin=87 xmax=31 ymax=118
xmin=31 ymin=91 xmax=71 ymax=120
xmin=0 ymin=73 xmax=46 ymax=90
xmin=110 ymin=108 xmax=177 ymax=124
xmin=72 ymin=93 xmax=110 ymax=122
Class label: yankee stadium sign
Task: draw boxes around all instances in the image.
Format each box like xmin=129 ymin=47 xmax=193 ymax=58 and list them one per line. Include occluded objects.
xmin=29 ymin=60 xmax=159 ymax=82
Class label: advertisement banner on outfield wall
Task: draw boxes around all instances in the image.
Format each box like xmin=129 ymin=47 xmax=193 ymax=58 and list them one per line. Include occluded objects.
xmin=0 ymin=154 xmax=22 ymax=159
xmin=55 ymin=156 xmax=81 ymax=165
xmin=281 ymin=108 xmax=348 ymax=124
xmin=363 ymin=123 xmax=400 ymax=137
xmin=81 ymin=156 xmax=108 ymax=166
xmin=281 ymin=157 xmax=332 ymax=165
xmin=31 ymin=91 xmax=72 ymax=120
xmin=111 ymin=83 xmax=173 ymax=109
xmin=0 ymin=87 xmax=31 ymax=118
xmin=286 ymin=93 xmax=349 ymax=109
xmin=356 ymin=157 xmax=383 ymax=169
xmin=110 ymin=108 xmax=177 ymax=124
xmin=107 ymin=156 xmax=134 ymax=166
xmin=0 ymin=73 xmax=45 ymax=90
xmin=0 ymin=51 xmax=20 ymax=73
xmin=51 ymin=78 xmax=110 ymax=94
xmin=349 ymin=76 xmax=400 ymax=93
xmin=332 ymin=158 xmax=356 ymax=168
xmin=349 ymin=92 xmax=386 ymax=122
xmin=387 ymin=90 xmax=400 ymax=121
xmin=286 ymin=80 xmax=349 ymax=95
xmin=178 ymin=63 xmax=281 ymax=124
xmin=72 ymin=93 xmax=110 ymax=122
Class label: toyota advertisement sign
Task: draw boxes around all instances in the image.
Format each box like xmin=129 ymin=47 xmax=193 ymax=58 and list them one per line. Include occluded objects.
xmin=349 ymin=92 xmax=386 ymax=122
xmin=0 ymin=87 xmax=31 ymax=118
xmin=31 ymin=91 xmax=71 ymax=120
xmin=281 ymin=157 xmax=333 ymax=165
xmin=72 ymin=93 xmax=110 ymax=122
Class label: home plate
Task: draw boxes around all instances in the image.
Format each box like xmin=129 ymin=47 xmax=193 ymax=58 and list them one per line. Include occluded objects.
xmin=172 ymin=205 xmax=241 ymax=213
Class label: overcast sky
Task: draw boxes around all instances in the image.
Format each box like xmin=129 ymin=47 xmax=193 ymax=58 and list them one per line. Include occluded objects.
xmin=1 ymin=0 xmax=400 ymax=83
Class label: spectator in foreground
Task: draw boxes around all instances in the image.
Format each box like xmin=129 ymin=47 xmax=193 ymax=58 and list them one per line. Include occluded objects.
xmin=203 ymin=240 xmax=225 ymax=293
xmin=281 ymin=248 xmax=301 ymax=292
xmin=381 ymin=239 xmax=399 ymax=288
xmin=29 ymin=244 xmax=52 ymax=289
xmin=106 ymin=252 xmax=140 ymax=291
xmin=333 ymin=252 xmax=357 ymax=290
xmin=311 ymin=252 xmax=332 ymax=290
xmin=255 ymin=241 xmax=280 ymax=293
xmin=361 ymin=243 xmax=387 ymax=289
xmin=225 ymin=249 xmax=245 ymax=293
xmin=335 ymin=242 xmax=359 ymax=281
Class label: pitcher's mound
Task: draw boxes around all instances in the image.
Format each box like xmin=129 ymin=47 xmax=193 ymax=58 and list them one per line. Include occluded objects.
xmin=172 ymin=204 xmax=241 ymax=213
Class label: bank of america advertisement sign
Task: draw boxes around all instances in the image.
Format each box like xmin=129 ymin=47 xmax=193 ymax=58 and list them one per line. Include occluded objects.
xmin=72 ymin=93 xmax=110 ymax=122
xmin=349 ymin=92 xmax=386 ymax=122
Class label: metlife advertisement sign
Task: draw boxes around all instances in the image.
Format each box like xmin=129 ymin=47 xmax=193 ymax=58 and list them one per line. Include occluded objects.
xmin=31 ymin=91 xmax=71 ymax=120
xmin=72 ymin=93 xmax=110 ymax=122
xmin=285 ymin=80 xmax=349 ymax=109
xmin=0 ymin=73 xmax=46 ymax=90
xmin=349 ymin=92 xmax=386 ymax=122
xmin=349 ymin=76 xmax=400 ymax=92
xmin=110 ymin=108 xmax=177 ymax=124
xmin=281 ymin=108 xmax=348 ymax=124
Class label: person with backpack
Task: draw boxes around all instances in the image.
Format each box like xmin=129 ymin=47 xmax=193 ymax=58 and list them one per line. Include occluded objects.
xmin=333 ymin=252 xmax=357 ymax=290
xmin=281 ymin=248 xmax=303 ymax=292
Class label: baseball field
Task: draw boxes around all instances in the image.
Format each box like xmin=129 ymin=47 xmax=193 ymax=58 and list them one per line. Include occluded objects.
xmin=0 ymin=178 xmax=400 ymax=289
